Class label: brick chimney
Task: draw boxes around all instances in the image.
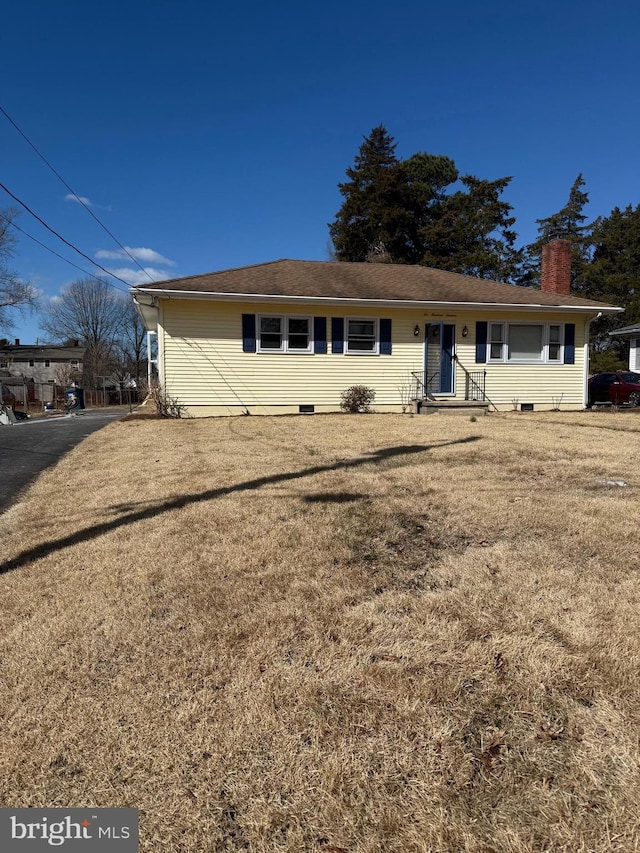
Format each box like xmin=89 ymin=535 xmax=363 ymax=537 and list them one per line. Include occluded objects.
xmin=541 ymin=239 xmax=571 ymax=296
xmin=14 ymin=338 xmax=20 ymax=346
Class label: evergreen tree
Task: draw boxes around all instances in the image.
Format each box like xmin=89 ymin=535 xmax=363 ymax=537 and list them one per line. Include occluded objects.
xmin=329 ymin=126 xmax=458 ymax=264
xmin=582 ymin=205 xmax=640 ymax=349
xmin=535 ymin=173 xmax=589 ymax=241
xmin=420 ymin=176 xmax=524 ymax=282
xmin=395 ymin=151 xmax=458 ymax=264
xmin=329 ymin=126 xmax=404 ymax=263
xmin=329 ymin=127 xmax=521 ymax=279
xmin=524 ymin=174 xmax=591 ymax=289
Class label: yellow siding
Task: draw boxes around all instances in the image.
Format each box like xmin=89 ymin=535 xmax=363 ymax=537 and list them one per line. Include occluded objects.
xmin=157 ymin=300 xmax=591 ymax=414
xmin=455 ymin=310 xmax=588 ymax=410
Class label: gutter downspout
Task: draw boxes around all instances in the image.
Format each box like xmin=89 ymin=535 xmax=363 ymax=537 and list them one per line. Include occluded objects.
xmin=584 ymin=312 xmax=602 ymax=408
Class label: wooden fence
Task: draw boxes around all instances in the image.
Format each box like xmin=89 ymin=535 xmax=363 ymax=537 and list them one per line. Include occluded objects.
xmin=3 ymin=382 xmax=139 ymax=412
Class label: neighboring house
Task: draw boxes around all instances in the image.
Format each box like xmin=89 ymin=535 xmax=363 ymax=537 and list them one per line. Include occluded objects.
xmin=608 ymin=323 xmax=640 ymax=372
xmin=132 ymin=240 xmax=621 ymax=416
xmin=0 ymin=340 xmax=85 ymax=385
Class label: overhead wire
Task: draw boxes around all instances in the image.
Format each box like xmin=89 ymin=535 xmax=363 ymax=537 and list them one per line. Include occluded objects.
xmin=1 ymin=191 xmax=253 ymax=411
xmin=0 ymin=180 xmax=133 ymax=289
xmin=0 ymin=104 xmax=156 ymax=283
xmin=4 ymin=216 xmax=130 ymax=294
xmin=182 ymin=337 xmax=252 ymax=411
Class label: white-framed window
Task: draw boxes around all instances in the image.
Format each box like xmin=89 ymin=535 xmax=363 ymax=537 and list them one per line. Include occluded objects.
xmin=287 ymin=316 xmax=312 ymax=352
xmin=29 ymin=359 xmax=35 ymax=367
xmin=345 ymin=318 xmax=379 ymax=354
xmin=488 ymin=322 xmax=565 ymax=363
xmin=508 ymin=324 xmax=544 ymax=362
xmin=489 ymin=322 xmax=504 ymax=361
xmin=71 ymin=360 xmax=79 ymax=369
xmin=44 ymin=359 xmax=50 ymax=368
xmin=548 ymin=324 xmax=562 ymax=361
xmin=258 ymin=315 xmax=284 ymax=351
xmin=257 ymin=315 xmax=313 ymax=353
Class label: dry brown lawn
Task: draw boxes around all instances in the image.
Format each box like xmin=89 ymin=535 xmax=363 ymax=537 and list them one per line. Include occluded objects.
xmin=1 ymin=410 xmax=640 ymax=852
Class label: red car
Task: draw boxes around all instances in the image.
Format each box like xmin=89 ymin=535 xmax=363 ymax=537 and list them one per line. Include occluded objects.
xmin=588 ymin=371 xmax=640 ymax=407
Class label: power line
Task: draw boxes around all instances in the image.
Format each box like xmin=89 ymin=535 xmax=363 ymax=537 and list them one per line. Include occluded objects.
xmin=0 ymin=104 xmax=156 ymax=283
xmin=183 ymin=337 xmax=251 ymax=411
xmin=0 ymin=181 xmax=132 ymax=288
xmin=5 ymin=216 xmax=130 ymax=294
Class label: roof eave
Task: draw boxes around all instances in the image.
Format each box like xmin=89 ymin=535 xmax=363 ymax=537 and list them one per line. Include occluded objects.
xmin=609 ymin=326 xmax=640 ymax=337
xmin=132 ymin=288 xmax=622 ymax=313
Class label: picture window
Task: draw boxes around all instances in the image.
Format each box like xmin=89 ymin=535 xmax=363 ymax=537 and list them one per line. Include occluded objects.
xmin=508 ymin=324 xmax=544 ymax=362
xmin=488 ymin=322 xmax=565 ymax=364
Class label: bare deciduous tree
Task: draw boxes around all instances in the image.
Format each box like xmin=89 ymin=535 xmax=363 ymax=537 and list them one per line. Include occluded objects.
xmin=40 ymin=277 xmax=127 ymax=388
xmin=0 ymin=208 xmax=39 ymax=332
xmin=52 ymin=362 xmax=82 ymax=388
xmin=115 ymin=299 xmax=147 ymax=387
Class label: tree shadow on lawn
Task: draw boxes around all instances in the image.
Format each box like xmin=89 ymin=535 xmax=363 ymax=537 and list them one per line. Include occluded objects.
xmin=0 ymin=436 xmax=481 ymax=576
xmin=303 ymin=492 xmax=366 ymax=504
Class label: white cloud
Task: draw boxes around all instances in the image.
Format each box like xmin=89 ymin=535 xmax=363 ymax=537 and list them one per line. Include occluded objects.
xmin=95 ymin=249 xmax=122 ymax=260
xmin=107 ymin=267 xmax=170 ymax=286
xmin=65 ymin=193 xmax=92 ymax=206
xmin=95 ymin=246 xmax=175 ymax=266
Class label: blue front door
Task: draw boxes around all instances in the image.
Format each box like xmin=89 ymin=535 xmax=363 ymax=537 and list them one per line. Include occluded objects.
xmin=425 ymin=323 xmax=455 ymax=394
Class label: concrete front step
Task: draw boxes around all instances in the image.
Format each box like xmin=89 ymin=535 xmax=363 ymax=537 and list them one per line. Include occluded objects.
xmin=410 ymin=399 xmax=490 ymax=416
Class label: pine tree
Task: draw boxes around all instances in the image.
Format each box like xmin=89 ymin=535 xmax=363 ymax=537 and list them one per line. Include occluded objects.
xmin=329 ymin=127 xmax=521 ymax=278
xmin=420 ymin=176 xmax=524 ymax=282
xmin=396 ymin=151 xmax=458 ymax=264
xmin=524 ymin=174 xmax=591 ymax=289
xmin=582 ymin=205 xmax=640 ymax=348
xmin=329 ymin=127 xmax=458 ymax=264
xmin=329 ymin=126 xmax=404 ymax=263
xmin=535 ymin=173 xmax=589 ymax=241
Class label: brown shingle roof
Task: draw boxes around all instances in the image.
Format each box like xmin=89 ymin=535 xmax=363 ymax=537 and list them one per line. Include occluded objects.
xmin=134 ymin=259 xmax=618 ymax=310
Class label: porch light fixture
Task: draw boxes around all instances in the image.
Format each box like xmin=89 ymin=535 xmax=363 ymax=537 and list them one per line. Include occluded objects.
xmin=413 ymin=324 xmax=420 ymax=337
xmin=462 ymin=325 xmax=469 ymax=337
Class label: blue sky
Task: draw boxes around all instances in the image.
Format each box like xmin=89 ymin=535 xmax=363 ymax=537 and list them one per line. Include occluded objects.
xmin=2 ymin=0 xmax=639 ymax=342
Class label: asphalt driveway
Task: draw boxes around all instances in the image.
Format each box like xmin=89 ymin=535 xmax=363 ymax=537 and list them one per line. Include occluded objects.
xmin=0 ymin=410 xmax=126 ymax=513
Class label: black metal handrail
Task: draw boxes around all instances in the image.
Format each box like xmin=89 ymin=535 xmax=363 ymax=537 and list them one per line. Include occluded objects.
xmin=465 ymin=369 xmax=487 ymax=401
xmin=453 ymin=355 xmax=499 ymax=411
xmin=410 ymin=370 xmax=426 ymax=398
xmin=410 ymin=371 xmax=438 ymax=400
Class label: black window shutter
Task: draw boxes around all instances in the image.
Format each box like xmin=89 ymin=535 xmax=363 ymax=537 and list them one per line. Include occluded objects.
xmin=242 ymin=314 xmax=256 ymax=352
xmin=380 ymin=319 xmax=392 ymax=355
xmin=564 ymin=323 xmax=575 ymax=364
xmin=475 ymin=321 xmax=487 ymax=363
xmin=314 ymin=317 xmax=327 ymax=354
xmin=331 ymin=317 xmax=344 ymax=354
